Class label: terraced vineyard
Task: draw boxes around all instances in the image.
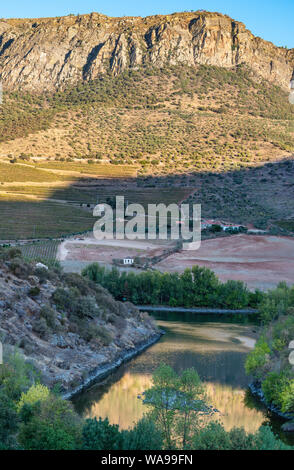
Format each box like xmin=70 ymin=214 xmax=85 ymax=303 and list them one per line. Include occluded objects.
xmin=19 ymin=240 xmax=60 ymax=262
xmin=0 ymin=197 xmax=95 ymax=239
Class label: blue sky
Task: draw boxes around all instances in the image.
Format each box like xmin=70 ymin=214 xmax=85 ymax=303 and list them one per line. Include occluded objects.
xmin=1 ymin=1 xmax=293 ymax=48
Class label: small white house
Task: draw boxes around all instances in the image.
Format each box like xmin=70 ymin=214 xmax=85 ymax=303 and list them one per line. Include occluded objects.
xmin=123 ymin=258 xmax=134 ymax=265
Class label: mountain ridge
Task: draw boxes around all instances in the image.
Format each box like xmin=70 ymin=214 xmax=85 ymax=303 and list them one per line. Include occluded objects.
xmin=0 ymin=11 xmax=293 ymax=92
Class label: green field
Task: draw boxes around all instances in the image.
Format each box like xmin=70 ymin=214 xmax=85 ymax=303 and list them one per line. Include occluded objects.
xmin=0 ymin=197 xmax=95 ymax=239
xmin=1 ymin=186 xmax=97 ymax=203
xmin=37 ymin=162 xmax=138 ymax=177
xmin=19 ymin=240 xmax=60 ymax=261
xmin=0 ymin=186 xmax=192 ymax=239
xmin=0 ymin=162 xmax=74 ymax=183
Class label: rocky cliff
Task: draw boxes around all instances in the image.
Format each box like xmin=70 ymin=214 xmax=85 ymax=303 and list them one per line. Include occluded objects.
xmin=0 ymin=11 xmax=293 ymax=92
xmin=0 ymin=252 xmax=159 ymax=395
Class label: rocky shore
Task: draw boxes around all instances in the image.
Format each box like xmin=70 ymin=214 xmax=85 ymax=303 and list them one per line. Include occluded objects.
xmin=63 ymin=331 xmax=163 ymax=399
xmin=249 ymin=382 xmax=294 ymax=429
xmin=0 ymin=253 xmax=160 ymax=395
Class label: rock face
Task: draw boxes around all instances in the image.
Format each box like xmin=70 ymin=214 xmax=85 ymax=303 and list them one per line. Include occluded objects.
xmin=0 ymin=11 xmax=293 ymax=92
xmin=0 ymin=257 xmax=159 ymax=395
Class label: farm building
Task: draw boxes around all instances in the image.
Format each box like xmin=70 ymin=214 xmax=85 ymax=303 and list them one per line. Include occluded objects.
xmin=123 ymin=258 xmax=134 ymax=265
xmin=201 ymin=219 xmax=247 ymax=232
xmin=222 ymin=223 xmax=244 ymax=231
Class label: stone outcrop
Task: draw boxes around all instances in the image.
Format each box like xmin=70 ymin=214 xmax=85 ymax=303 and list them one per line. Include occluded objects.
xmin=0 ymin=258 xmax=160 ymax=395
xmin=0 ymin=11 xmax=293 ymax=92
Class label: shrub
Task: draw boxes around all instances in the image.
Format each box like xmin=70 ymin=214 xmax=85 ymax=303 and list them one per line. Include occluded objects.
xmin=279 ymin=379 xmax=294 ymax=414
xmin=5 ymin=248 xmax=22 ymax=259
xmin=34 ymin=267 xmax=50 ymax=283
xmin=253 ymin=426 xmax=291 ymax=450
xmin=28 ymin=286 xmax=41 ymax=297
xmin=96 ymin=326 xmax=113 ymax=346
xmin=32 ymin=318 xmax=49 ymax=339
xmin=52 ymin=287 xmax=100 ymax=319
xmin=245 ymin=338 xmax=270 ymax=379
xmin=40 ymin=305 xmax=58 ymax=330
xmin=228 ymin=427 xmax=255 ymax=450
xmin=8 ymin=259 xmax=32 ymax=278
xmin=62 ymin=272 xmax=93 ymax=296
xmin=0 ymin=351 xmax=39 ymax=401
xmin=210 ymin=224 xmax=222 ymax=233
xmin=19 ymin=419 xmax=79 ymax=450
xmin=52 ymin=287 xmax=76 ymax=312
xmin=259 ymin=283 xmax=294 ymax=323
xmin=192 ymin=423 xmax=291 ymax=450
xmin=0 ymin=391 xmax=18 ymax=447
xmin=192 ymin=422 xmax=232 ymax=450
xmin=122 ymin=416 xmax=163 ymax=450
xmin=18 ymin=395 xmax=82 ymax=450
xmin=17 ymin=384 xmax=50 ymax=412
xmin=82 ymin=417 xmax=123 ymax=450
xmin=74 ymin=296 xmax=100 ymax=318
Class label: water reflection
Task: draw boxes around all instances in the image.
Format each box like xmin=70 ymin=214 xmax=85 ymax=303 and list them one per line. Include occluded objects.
xmin=73 ymin=315 xmax=269 ymax=433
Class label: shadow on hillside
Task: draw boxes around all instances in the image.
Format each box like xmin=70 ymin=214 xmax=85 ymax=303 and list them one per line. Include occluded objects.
xmin=1 ymin=155 xmax=294 ymax=241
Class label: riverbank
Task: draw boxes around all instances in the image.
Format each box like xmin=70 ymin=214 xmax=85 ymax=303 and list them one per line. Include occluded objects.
xmin=63 ymin=331 xmax=163 ymax=399
xmin=0 ymin=255 xmax=162 ymax=398
xmin=137 ymin=305 xmax=258 ymax=315
xmin=249 ymin=382 xmax=294 ymax=423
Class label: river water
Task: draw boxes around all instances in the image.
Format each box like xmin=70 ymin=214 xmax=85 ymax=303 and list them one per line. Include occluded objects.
xmin=72 ymin=312 xmax=292 ymax=444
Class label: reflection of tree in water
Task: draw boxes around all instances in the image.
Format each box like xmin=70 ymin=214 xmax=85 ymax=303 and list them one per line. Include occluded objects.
xmin=74 ymin=372 xmax=265 ymax=433
xmin=74 ymin=372 xmax=151 ymax=430
xmin=205 ymin=383 xmax=266 ymax=433
xmin=72 ymin=319 xmax=267 ymax=432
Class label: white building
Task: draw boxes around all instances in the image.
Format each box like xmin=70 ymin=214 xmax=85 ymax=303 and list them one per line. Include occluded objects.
xmin=222 ymin=224 xmax=243 ymax=232
xmin=123 ymin=258 xmax=134 ymax=265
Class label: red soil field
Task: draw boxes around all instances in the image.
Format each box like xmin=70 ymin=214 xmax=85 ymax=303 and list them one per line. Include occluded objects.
xmin=156 ymin=235 xmax=294 ymax=290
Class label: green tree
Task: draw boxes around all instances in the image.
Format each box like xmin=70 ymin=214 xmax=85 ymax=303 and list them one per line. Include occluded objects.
xmin=0 ymin=390 xmax=19 ymax=448
xmin=0 ymin=351 xmax=39 ymax=401
xmin=143 ymin=364 xmax=214 ymax=449
xmin=192 ymin=421 xmax=232 ymax=450
xmin=82 ymin=417 xmax=123 ymax=450
xmin=17 ymin=383 xmax=50 ymax=412
xmin=245 ymin=338 xmax=270 ymax=379
xmin=176 ymin=368 xmax=210 ymax=448
xmin=143 ymin=364 xmax=178 ymax=449
xmin=19 ymin=395 xmax=82 ymax=450
xmin=192 ymin=422 xmax=291 ymax=450
xmin=122 ymin=416 xmax=163 ymax=450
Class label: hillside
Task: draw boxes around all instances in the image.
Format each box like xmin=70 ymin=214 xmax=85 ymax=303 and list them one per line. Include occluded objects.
xmin=0 ymin=248 xmax=159 ymax=394
xmin=0 ymin=11 xmax=293 ymax=237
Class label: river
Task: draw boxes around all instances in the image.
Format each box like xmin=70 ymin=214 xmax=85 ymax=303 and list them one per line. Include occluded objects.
xmin=72 ymin=312 xmax=293 ymax=445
